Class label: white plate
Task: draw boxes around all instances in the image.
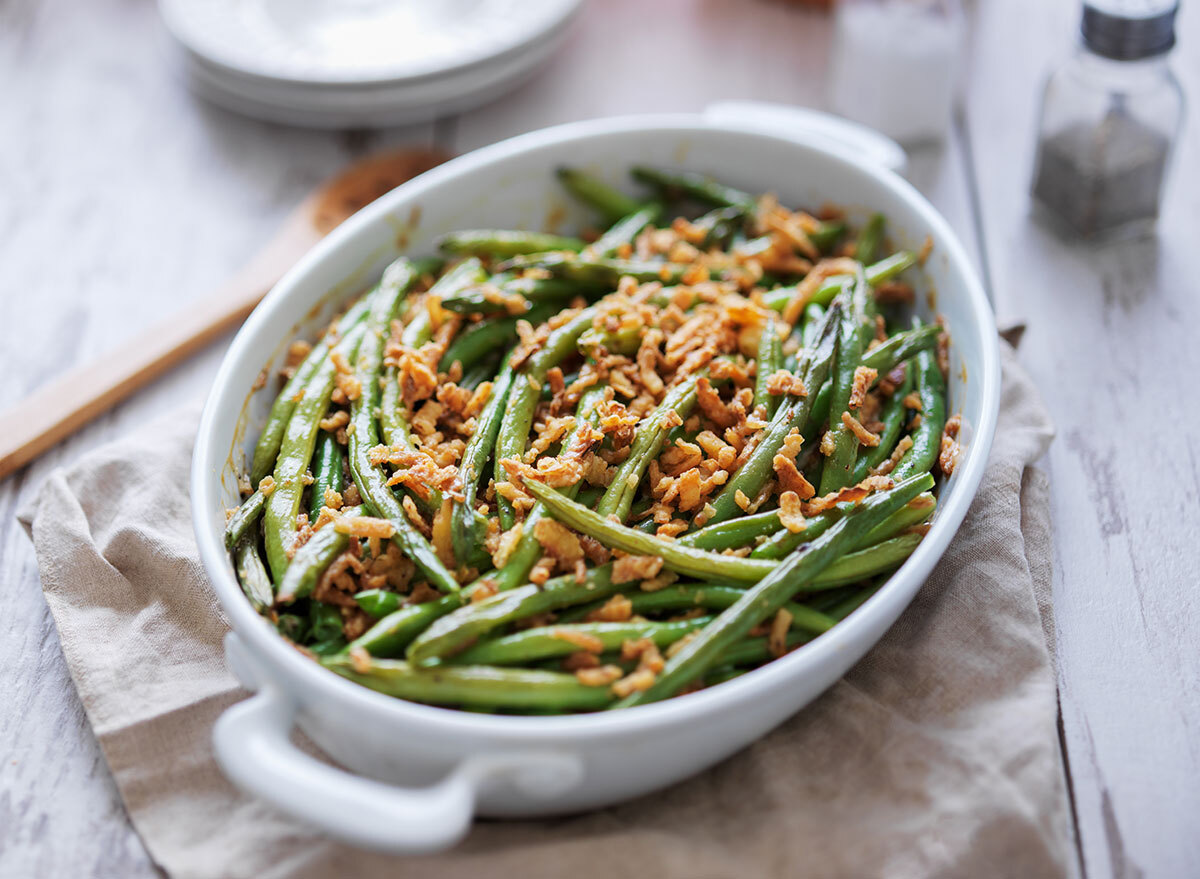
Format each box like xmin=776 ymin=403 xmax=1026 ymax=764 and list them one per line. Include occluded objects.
xmin=160 ymin=0 xmax=581 ymax=86
xmin=179 ymin=21 xmax=571 ymax=128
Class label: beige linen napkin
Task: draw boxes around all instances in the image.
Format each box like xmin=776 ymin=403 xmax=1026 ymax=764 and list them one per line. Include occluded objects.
xmin=19 ymin=341 xmax=1073 ymax=879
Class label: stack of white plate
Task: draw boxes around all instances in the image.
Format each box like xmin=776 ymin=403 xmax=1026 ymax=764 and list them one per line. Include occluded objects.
xmin=159 ymin=0 xmax=583 ymax=128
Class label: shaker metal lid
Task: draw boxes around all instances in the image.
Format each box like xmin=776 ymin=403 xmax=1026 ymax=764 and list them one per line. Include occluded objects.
xmin=1082 ymin=0 xmax=1178 ymax=60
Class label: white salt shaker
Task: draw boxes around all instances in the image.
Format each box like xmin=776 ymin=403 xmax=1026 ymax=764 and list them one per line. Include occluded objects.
xmin=827 ymin=0 xmax=966 ymax=144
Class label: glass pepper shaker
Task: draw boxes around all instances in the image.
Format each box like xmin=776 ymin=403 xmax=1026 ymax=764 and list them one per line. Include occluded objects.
xmin=1031 ymin=0 xmax=1184 ymax=240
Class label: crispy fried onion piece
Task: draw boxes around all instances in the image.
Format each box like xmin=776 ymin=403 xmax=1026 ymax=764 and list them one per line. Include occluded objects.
xmin=611 ymin=554 xmax=663 ymax=585
xmin=841 ymin=411 xmax=881 ymax=447
xmin=769 ymin=608 xmax=794 ymax=658
xmin=781 ymin=258 xmax=860 ymax=325
xmin=848 ymin=366 xmax=878 ymax=410
xmin=696 ymin=377 xmax=738 ymax=428
xmin=772 ymin=428 xmax=815 ymax=498
xmin=371 ymin=446 xmax=458 ymax=501
xmin=938 ymin=414 xmax=963 ymax=476
xmin=575 ymin=665 xmax=624 ymax=687
xmin=533 ymin=517 xmax=584 ymax=567
xmin=585 ymin=594 xmax=633 ymax=623
xmin=871 ymin=435 xmax=914 ymax=477
xmin=333 ymin=514 xmax=396 ymax=540
xmin=611 ymin=638 xmax=665 ymax=698
xmin=777 ymin=490 xmax=807 ymax=534
xmin=765 ymin=369 xmax=807 ymax=398
xmin=801 ymin=474 xmax=894 ymax=517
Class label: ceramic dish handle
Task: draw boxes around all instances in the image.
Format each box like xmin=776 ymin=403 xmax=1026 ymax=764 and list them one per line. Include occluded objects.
xmin=702 ymin=101 xmax=908 ymax=176
xmin=214 ymin=634 xmax=584 ymax=853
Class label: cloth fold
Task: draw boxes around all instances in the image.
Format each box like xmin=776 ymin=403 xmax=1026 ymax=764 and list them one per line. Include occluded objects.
xmin=19 ymin=342 xmax=1072 ymax=879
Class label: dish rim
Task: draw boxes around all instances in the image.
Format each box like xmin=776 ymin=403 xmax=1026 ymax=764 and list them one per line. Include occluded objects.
xmin=191 ymin=113 xmax=1001 ymax=738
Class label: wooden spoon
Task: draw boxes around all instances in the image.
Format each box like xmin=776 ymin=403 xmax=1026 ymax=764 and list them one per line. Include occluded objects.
xmin=0 ymin=147 xmax=449 ymax=481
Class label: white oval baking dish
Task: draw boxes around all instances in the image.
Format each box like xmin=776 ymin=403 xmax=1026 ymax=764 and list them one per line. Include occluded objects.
xmin=192 ymin=112 xmax=1000 ymax=854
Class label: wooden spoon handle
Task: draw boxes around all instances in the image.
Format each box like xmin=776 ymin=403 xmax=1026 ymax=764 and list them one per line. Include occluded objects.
xmin=0 ymin=214 xmax=320 ymax=481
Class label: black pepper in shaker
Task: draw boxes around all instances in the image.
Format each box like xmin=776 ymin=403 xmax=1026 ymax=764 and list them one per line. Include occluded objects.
xmin=1031 ymin=0 xmax=1184 ymax=240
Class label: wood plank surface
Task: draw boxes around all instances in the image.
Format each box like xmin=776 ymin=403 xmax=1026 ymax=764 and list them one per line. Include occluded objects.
xmin=964 ymin=2 xmax=1200 ymax=877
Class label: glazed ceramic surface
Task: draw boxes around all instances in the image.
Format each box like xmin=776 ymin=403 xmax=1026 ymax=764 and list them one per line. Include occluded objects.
xmin=192 ymin=114 xmax=1000 ymax=853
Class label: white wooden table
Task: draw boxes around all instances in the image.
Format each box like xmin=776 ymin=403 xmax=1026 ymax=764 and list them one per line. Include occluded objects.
xmin=2 ymin=1 xmax=1197 ymax=876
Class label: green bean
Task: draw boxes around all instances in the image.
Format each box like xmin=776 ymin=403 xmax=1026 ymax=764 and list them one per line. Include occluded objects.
xmin=404 ymin=257 xmax=486 ymax=347
xmin=250 ymin=298 xmax=371 ymax=484
xmin=893 ymin=330 xmax=947 ymax=480
xmin=798 ymin=381 xmax=832 ymax=451
xmin=527 ymin=478 xmax=774 ymax=585
xmin=819 ymin=265 xmax=870 ymax=495
xmin=855 ymin=213 xmax=886 ymax=263
xmin=752 ymin=491 xmax=934 ymax=561
xmin=859 ymin=492 xmax=934 ymax=542
xmin=760 ymin=251 xmax=916 ymax=314
xmin=576 ymin=484 xmax=604 ymax=508
xmin=459 ymin=353 xmax=502 ymax=390
xmin=597 ymin=373 xmax=706 ymax=523
xmin=348 ymin=595 xmax=461 ymax=657
xmin=635 ymin=517 xmax=660 ymax=534
xmin=437 ymin=229 xmax=585 ymax=258
xmin=497 ymin=252 xmax=686 ymax=286
xmin=751 ymin=507 xmax=839 ymax=560
xmin=587 ymin=202 xmax=662 ymax=258
xmin=378 ymin=366 xmax=416 ymax=452
xmin=859 ymin=249 xmax=916 ymax=287
xmin=711 ymin=632 xmax=810 ymax=669
xmin=275 ymin=506 xmax=363 ymax=604
xmin=452 ymin=359 xmax=515 ymax=565
xmin=376 ymin=256 xmax=464 ymax=450
xmin=813 ymin=532 xmax=923 ymax=588
xmin=407 ymin=564 xmax=624 ymax=666
xmin=788 ymin=322 xmax=936 ymax=452
xmin=360 ymin=381 xmax=605 ymax=657
xmin=347 ymin=263 xmax=459 ymax=594
xmin=377 ymin=258 xmax=488 ymax=513
xmin=532 ymin=474 xmax=923 ymax=591
xmin=754 ymin=315 xmax=781 ymax=414
xmin=702 ymin=302 xmax=841 ymax=527
xmin=233 ymin=538 xmax=273 ymax=612
xmin=809 ymin=220 xmax=846 ymax=254
xmin=308 ymin=603 xmax=346 ymax=655
xmin=308 ymin=433 xmax=344 ymax=521
xmin=677 ymin=509 xmax=784 ymax=551
xmin=614 ymin=473 xmax=934 ymax=706
xmin=853 ymin=367 xmax=914 ymax=482
xmin=224 ymin=487 xmax=266 ymax=550
xmin=276 ymin=613 xmax=306 ymax=642
xmin=263 ymin=323 xmax=366 ymax=581
xmin=494 ymin=308 xmax=595 ymax=529
xmin=323 ymin=655 xmax=614 ymax=711
xmin=453 ymin=617 xmax=713 ymax=666
xmin=486 ymin=382 xmax=608 ymax=591
xmin=704 ymin=667 xmax=749 ymax=686
xmin=826 ymin=579 xmax=886 ymax=620
xmin=861 ymin=324 xmax=940 ymax=373
xmin=556 ymin=167 xmax=642 ymax=224
xmin=780 ymin=302 xmax=825 ymax=373
xmin=577 ymin=324 xmax=642 ymax=358
xmin=355 ymin=588 xmax=401 ymax=619
xmin=694 ymin=204 xmax=749 ymax=249
xmin=630 ymin=166 xmax=755 ymax=209
xmin=801 ymin=303 xmax=826 ymax=348
xmin=440 ymin=275 xmax=582 ymax=315
xmin=439 ymin=305 xmax=556 ymax=374
xmin=561 ymin=584 xmax=837 ymax=635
